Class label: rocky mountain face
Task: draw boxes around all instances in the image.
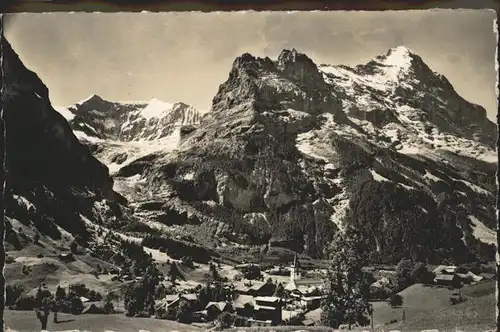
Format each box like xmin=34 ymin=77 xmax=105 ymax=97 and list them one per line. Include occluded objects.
xmin=1 ymin=37 xmax=132 ymax=249
xmin=58 ymin=95 xmax=206 ymax=142
xmin=77 ymin=47 xmax=496 ymax=264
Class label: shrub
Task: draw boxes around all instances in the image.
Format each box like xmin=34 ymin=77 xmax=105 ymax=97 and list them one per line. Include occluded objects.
xmin=181 ymin=256 xmax=195 ymax=269
xmin=388 ymin=294 xmax=403 ymax=308
xmin=6 ymin=284 xmax=26 ymax=306
xmin=14 ymin=295 xmax=37 ymax=310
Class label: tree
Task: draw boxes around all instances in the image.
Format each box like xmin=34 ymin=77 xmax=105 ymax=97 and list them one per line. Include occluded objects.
xmin=55 ymin=286 xmax=66 ymax=300
xmin=176 ymin=300 xmax=192 ymax=323
xmin=216 ymin=311 xmax=234 ymax=329
xmin=34 ymin=232 xmax=40 ymax=244
xmin=242 ymin=264 xmax=262 ymax=280
xmin=70 ymin=240 xmax=78 ymax=254
xmin=388 ymin=294 xmax=403 ymax=308
xmin=181 ymin=256 xmax=195 ymax=269
xmin=274 ymin=282 xmax=285 ymax=298
xmin=35 ymin=307 xmax=50 ymax=330
xmin=395 ymin=258 xmax=415 ymax=290
xmin=124 ymin=264 xmax=162 ymax=317
xmin=103 ymin=293 xmax=115 ymax=314
xmin=320 ymin=228 xmax=372 ymax=330
xmin=410 ymin=262 xmax=434 ymax=284
xmin=6 ymin=284 xmax=25 ymax=306
xmin=209 ymin=262 xmax=221 ymax=281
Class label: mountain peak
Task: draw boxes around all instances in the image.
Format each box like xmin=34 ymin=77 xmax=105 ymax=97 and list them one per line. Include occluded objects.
xmin=77 ymin=94 xmax=106 ymax=105
xmin=374 ymin=45 xmax=417 ymax=69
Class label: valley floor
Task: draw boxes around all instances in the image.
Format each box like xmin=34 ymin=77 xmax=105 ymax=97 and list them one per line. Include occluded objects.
xmin=5 ymin=281 xmax=495 ymax=332
xmin=4 ymin=311 xmax=206 ymax=332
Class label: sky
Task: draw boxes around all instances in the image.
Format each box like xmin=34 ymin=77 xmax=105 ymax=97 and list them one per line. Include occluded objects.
xmin=4 ymin=10 xmax=498 ymax=120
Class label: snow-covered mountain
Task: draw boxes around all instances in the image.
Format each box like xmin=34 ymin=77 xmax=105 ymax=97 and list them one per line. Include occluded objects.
xmin=56 ymin=95 xmax=207 ymax=142
xmin=88 ymin=46 xmax=496 ymax=264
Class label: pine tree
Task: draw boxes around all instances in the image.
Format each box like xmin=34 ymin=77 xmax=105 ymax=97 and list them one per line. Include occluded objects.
xmin=320 ymin=228 xmax=372 ymax=330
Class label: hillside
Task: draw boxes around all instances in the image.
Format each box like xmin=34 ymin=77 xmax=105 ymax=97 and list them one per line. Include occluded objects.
xmin=65 ymin=47 xmax=498 ymax=264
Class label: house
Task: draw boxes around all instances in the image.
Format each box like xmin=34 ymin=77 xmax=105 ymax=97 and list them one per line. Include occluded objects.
xmin=300 ymin=295 xmax=326 ymax=310
xmin=282 ymin=309 xmax=301 ymax=322
xmin=434 ymin=273 xmax=461 ymax=287
xmin=204 ymin=301 xmax=233 ymax=321
xmin=165 ymin=293 xmax=199 ymax=310
xmin=235 ymin=281 xmax=275 ymax=297
xmin=164 ymin=294 xmax=180 ymax=304
xmin=79 ymin=296 xmax=90 ymax=304
xmin=234 ymin=294 xmax=254 ymax=318
xmin=254 ymin=296 xmax=283 ymax=326
xmin=303 ymin=307 xmax=322 ymax=326
xmin=433 ymin=265 xmax=457 ymax=275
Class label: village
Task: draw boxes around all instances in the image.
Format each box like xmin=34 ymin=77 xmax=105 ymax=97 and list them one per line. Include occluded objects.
xmin=137 ymin=256 xmax=495 ymax=329
xmin=150 ymin=255 xmax=327 ymax=328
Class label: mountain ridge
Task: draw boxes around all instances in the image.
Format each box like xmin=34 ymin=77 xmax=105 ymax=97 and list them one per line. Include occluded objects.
xmin=6 ymin=41 xmax=496 ymax=266
xmin=81 ymin=47 xmax=496 ymax=264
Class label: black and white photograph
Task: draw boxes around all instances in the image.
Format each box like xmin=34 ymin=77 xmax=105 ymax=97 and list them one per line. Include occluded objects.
xmin=1 ymin=8 xmax=498 ymax=332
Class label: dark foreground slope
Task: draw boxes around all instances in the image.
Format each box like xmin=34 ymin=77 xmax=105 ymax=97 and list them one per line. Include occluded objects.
xmin=1 ymin=36 xmax=129 ymax=249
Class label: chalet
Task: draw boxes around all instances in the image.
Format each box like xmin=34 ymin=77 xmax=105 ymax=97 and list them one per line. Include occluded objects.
xmin=163 ymin=294 xmax=180 ymax=304
xmin=204 ymin=301 xmax=233 ymax=321
xmin=254 ymin=296 xmax=283 ymax=326
xmin=79 ymin=296 xmax=90 ymax=304
xmin=235 ymin=281 xmax=275 ymax=297
xmin=433 ymin=265 xmax=457 ymax=275
xmin=164 ymin=293 xmax=199 ymax=310
xmin=300 ymin=295 xmax=326 ymax=310
xmin=434 ymin=273 xmax=461 ymax=287
xmin=234 ymin=294 xmax=254 ymax=318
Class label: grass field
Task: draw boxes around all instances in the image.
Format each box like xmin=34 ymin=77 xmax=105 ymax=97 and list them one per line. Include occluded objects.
xmin=5 ymin=311 xmax=206 ymax=332
xmin=370 ymin=281 xmax=496 ymax=331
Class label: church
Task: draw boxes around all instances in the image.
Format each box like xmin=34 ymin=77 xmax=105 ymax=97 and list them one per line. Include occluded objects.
xmin=284 ymin=255 xmax=324 ymax=304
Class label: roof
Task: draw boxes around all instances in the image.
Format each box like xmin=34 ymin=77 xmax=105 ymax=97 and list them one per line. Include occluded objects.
xmin=433 ymin=265 xmax=457 ymax=274
xmin=255 ymin=296 xmax=280 ymax=303
xmin=285 ymin=280 xmax=298 ymax=291
xmin=305 ymin=308 xmax=323 ymax=320
xmin=164 ymin=294 xmax=179 ymax=302
xmin=254 ymin=304 xmax=277 ymax=311
xmin=303 ymin=319 xmax=315 ymax=326
xmin=234 ymin=295 xmax=254 ymax=308
xmin=250 ymin=282 xmax=267 ymax=291
xmin=205 ymin=301 xmax=230 ymax=312
xmin=282 ymin=310 xmax=301 ymax=321
xmin=434 ymin=274 xmax=457 ymax=281
xmin=301 ymin=295 xmax=325 ymax=301
xmin=181 ymin=293 xmax=198 ymax=301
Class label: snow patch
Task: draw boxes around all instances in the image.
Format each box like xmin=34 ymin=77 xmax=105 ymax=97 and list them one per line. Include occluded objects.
xmin=370 ymin=169 xmax=391 ymax=182
xmin=73 ymin=130 xmax=103 ymax=143
xmin=423 ymin=170 xmax=442 ymax=183
xmin=141 ymin=98 xmax=174 ymax=120
xmin=13 ymin=194 xmax=35 ymax=210
xmin=468 ymin=215 xmax=496 ymax=245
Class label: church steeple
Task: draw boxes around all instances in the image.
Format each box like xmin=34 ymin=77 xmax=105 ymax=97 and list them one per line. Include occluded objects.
xmin=290 ymin=254 xmax=302 ymax=282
